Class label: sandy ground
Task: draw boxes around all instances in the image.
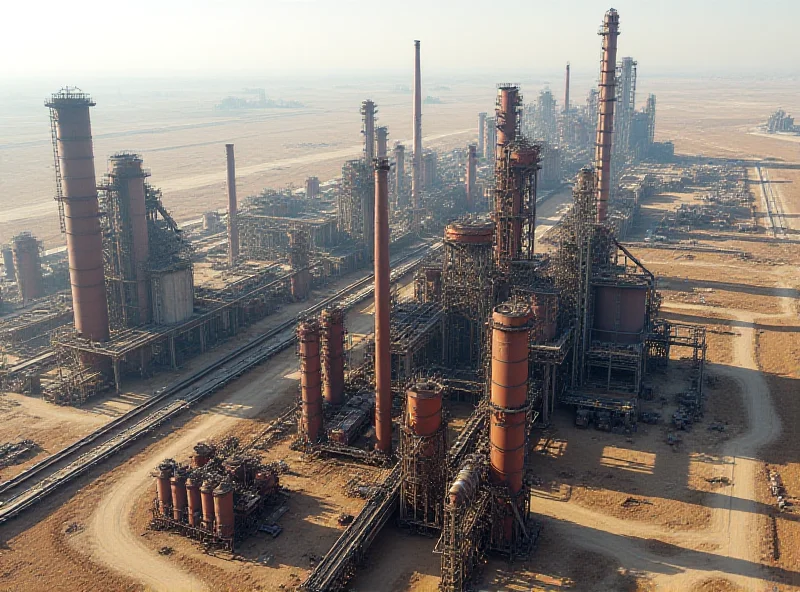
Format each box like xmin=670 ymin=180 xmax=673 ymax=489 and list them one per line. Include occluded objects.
xmin=2 ymin=78 xmax=800 ymax=592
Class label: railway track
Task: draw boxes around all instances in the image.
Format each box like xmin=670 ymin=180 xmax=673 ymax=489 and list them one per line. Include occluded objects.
xmin=0 ymin=241 xmax=439 ymax=525
xmin=756 ymin=165 xmax=787 ymax=238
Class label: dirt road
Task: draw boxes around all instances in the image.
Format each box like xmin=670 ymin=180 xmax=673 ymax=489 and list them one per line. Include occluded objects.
xmin=85 ymin=304 xmax=376 ymax=591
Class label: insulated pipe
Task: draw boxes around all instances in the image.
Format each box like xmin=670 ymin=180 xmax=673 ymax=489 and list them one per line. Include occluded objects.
xmin=564 ymin=62 xmax=571 ymax=113
xmin=320 ymin=307 xmax=345 ymax=406
xmin=225 ymin=143 xmax=239 ymax=266
xmin=362 ymin=100 xmax=376 ymax=162
xmin=376 ymin=126 xmax=388 ymax=159
xmin=411 ymin=40 xmax=423 ymax=221
xmin=466 ymin=144 xmax=477 ymax=211
xmin=109 ymin=154 xmax=150 ymax=324
xmin=46 ymin=90 xmax=110 ymax=342
xmin=374 ymin=158 xmax=392 ymax=453
xmin=394 ymin=144 xmax=406 ymax=205
xmin=489 ymin=303 xmax=532 ymax=496
xmin=298 ymin=319 xmax=323 ymax=442
xmin=478 ymin=112 xmax=487 ymax=158
xmin=595 ymin=9 xmax=620 ymax=223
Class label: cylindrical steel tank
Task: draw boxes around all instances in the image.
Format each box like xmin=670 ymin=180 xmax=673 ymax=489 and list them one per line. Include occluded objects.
xmin=226 ymin=144 xmax=239 ymax=267
xmin=213 ymin=481 xmax=235 ymax=539
xmin=496 ymin=86 xmax=519 ymax=156
xmin=444 ymin=221 xmax=494 ymax=245
xmin=466 ymin=144 xmax=477 ymax=210
xmin=2 ymin=247 xmax=15 ymax=281
xmin=320 ymin=307 xmax=345 ymax=406
xmin=11 ymin=232 xmax=44 ymax=303
xmin=298 ymin=319 xmax=323 ymax=442
xmin=200 ymin=480 xmax=216 ymax=531
xmin=155 ymin=462 xmax=174 ymax=517
xmin=46 ymin=89 xmax=110 ymax=342
xmin=406 ymin=382 xmax=443 ymax=438
xmin=489 ymin=303 xmax=531 ymax=496
xmin=593 ymin=284 xmax=647 ymax=344
xmin=595 ymin=9 xmax=620 ymax=222
xmin=185 ymin=477 xmax=202 ymax=527
xmin=170 ymin=469 xmax=188 ymax=522
xmin=374 ymin=159 xmax=392 ymax=453
xmin=109 ymin=153 xmax=150 ymax=324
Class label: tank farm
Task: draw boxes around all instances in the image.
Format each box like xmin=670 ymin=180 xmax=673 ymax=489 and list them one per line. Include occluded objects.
xmin=0 ymin=8 xmax=710 ymax=592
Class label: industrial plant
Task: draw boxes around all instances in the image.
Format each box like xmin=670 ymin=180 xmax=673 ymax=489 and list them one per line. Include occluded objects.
xmin=12 ymin=6 xmax=791 ymax=592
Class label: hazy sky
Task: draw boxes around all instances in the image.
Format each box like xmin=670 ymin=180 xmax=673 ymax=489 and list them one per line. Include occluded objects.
xmin=3 ymin=0 xmax=798 ymax=79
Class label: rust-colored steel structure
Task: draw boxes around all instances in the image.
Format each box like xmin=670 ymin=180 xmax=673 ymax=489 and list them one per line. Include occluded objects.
xmin=46 ymin=89 xmax=110 ymax=342
xmin=362 ymin=100 xmax=376 ymax=162
xmin=466 ymin=144 xmax=477 ymax=210
xmin=489 ymin=302 xmax=531 ymax=543
xmin=412 ymin=40 xmax=423 ymax=224
xmin=108 ymin=154 xmax=151 ymax=323
xmin=170 ymin=469 xmax=188 ymax=521
xmin=492 ymin=86 xmax=540 ymax=271
xmin=213 ymin=481 xmax=235 ymax=539
xmin=156 ymin=462 xmax=173 ymax=516
xmin=394 ymin=143 xmax=406 ymax=204
xmin=186 ymin=477 xmax=202 ymax=527
xmin=595 ymin=8 xmax=620 ymax=223
xmin=11 ymin=232 xmax=44 ymax=303
xmin=376 ymin=126 xmax=388 ymax=159
xmin=226 ymin=143 xmax=239 ymax=266
xmin=478 ymin=112 xmax=487 ymax=157
xmin=564 ymin=62 xmax=571 ymax=113
xmin=407 ymin=382 xmax=443 ymax=437
xmin=298 ymin=319 xmax=323 ymax=442
xmin=200 ymin=480 xmax=216 ymax=530
xmin=374 ymin=158 xmax=392 ymax=453
xmin=320 ymin=307 xmax=345 ymax=406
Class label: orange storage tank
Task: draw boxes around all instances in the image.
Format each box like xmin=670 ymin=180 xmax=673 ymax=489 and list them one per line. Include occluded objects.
xmin=406 ymin=382 xmax=443 ymax=438
xmin=213 ymin=482 xmax=235 ymax=539
xmin=200 ymin=480 xmax=216 ymax=531
xmin=170 ymin=469 xmax=188 ymax=522
xmin=185 ymin=477 xmax=202 ymax=527
xmin=155 ymin=462 xmax=173 ymax=517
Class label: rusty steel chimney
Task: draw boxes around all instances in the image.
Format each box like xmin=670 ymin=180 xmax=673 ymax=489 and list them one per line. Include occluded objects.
xmin=394 ymin=143 xmax=406 ymax=205
xmin=595 ymin=9 xmax=620 ymax=223
xmin=362 ymin=100 xmax=376 ymax=162
xmin=466 ymin=144 xmax=477 ymax=211
xmin=496 ymin=86 xmax=519 ymax=157
xmin=46 ymin=89 xmax=110 ymax=342
xmin=376 ymin=126 xmax=388 ymax=159
xmin=564 ymin=62 xmax=571 ymax=113
xmin=412 ymin=40 xmax=423 ymax=225
xmin=489 ymin=302 xmax=532 ymax=545
xmin=109 ymin=154 xmax=151 ymax=324
xmin=298 ymin=319 xmax=323 ymax=443
xmin=374 ymin=158 xmax=392 ymax=453
xmin=225 ymin=144 xmax=239 ymax=266
xmin=320 ymin=307 xmax=345 ymax=406
xmin=478 ymin=112 xmax=487 ymax=157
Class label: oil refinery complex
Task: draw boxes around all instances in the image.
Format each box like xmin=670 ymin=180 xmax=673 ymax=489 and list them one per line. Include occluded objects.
xmin=3 ymin=8 xmax=752 ymax=592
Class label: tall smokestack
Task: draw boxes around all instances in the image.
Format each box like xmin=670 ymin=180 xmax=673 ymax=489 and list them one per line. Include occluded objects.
xmin=564 ymin=62 xmax=571 ymax=113
xmin=466 ymin=144 xmax=477 ymax=211
xmin=298 ymin=319 xmax=323 ymax=443
xmin=595 ymin=8 xmax=620 ymax=223
xmin=412 ymin=40 xmax=423 ymax=225
xmin=394 ymin=144 xmax=406 ymax=205
xmin=374 ymin=158 xmax=392 ymax=453
xmin=376 ymin=126 xmax=388 ymax=159
xmin=225 ymin=144 xmax=239 ymax=266
xmin=46 ymin=89 xmax=109 ymax=342
xmin=109 ymin=154 xmax=150 ymax=324
xmin=496 ymin=85 xmax=518 ymax=161
xmin=362 ymin=100 xmax=376 ymax=162
xmin=477 ymin=112 xmax=487 ymax=157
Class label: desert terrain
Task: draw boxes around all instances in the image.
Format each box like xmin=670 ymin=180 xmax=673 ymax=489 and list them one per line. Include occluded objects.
xmin=0 ymin=75 xmax=799 ymax=592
